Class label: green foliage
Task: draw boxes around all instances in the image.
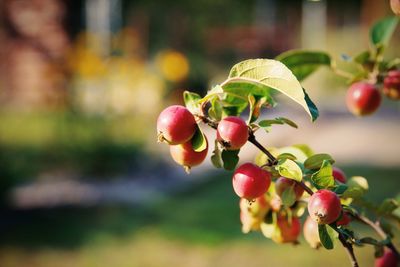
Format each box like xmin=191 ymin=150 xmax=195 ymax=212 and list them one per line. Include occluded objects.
xmin=183 ymin=91 xmax=201 ymax=113
xmin=281 ymin=186 xmax=297 ymax=207
xmin=304 ymin=154 xmax=335 ymax=170
xmin=258 ymin=117 xmax=298 ymax=132
xmin=275 ymin=50 xmax=332 ymax=81
xmin=221 ymin=150 xmax=240 ymax=171
xmin=211 ymin=140 xmax=223 ymax=168
xmin=191 ymin=127 xmax=207 ymax=152
xmin=370 ymin=16 xmax=399 ymax=48
xmin=318 ymin=224 xmax=335 ymax=250
xmin=310 ymin=160 xmax=335 ymax=189
xmin=276 ymin=158 xmax=303 ymax=182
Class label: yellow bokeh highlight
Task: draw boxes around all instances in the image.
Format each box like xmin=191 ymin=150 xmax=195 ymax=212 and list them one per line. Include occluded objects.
xmin=156 ymin=50 xmax=189 ymax=82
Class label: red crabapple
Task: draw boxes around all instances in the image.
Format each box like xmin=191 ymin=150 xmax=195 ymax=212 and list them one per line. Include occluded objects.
xmin=275 ymin=177 xmax=304 ymax=200
xmin=303 ymin=216 xmax=321 ymax=249
xmin=272 ymin=216 xmax=301 ymax=243
xmin=308 ymin=189 xmax=342 ymax=225
xmin=333 ymin=167 xmax=347 ymax=183
xmin=170 ymin=138 xmax=208 ymax=170
xmin=336 ymin=212 xmax=351 ymax=226
xmin=346 ymin=82 xmax=381 ymax=116
xmin=217 ymin=116 xmax=249 ymax=150
xmin=157 ymin=105 xmax=196 ymax=144
xmin=232 ymin=163 xmax=271 ymax=200
xmin=375 ymin=249 xmax=398 ymax=267
xmin=383 ymin=70 xmax=400 ymax=100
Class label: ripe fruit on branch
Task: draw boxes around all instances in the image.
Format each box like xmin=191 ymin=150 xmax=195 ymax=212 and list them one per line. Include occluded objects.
xmin=232 ymin=163 xmax=271 ymax=200
xmin=272 ymin=215 xmax=301 ymax=243
xmin=333 ymin=167 xmax=347 ymax=183
xmin=336 ymin=212 xmax=351 ymax=226
xmin=346 ymin=82 xmax=381 ymax=116
xmin=383 ymin=70 xmax=400 ymax=100
xmin=308 ymin=189 xmax=342 ymax=225
xmin=275 ymin=177 xmax=304 ymax=200
xmin=303 ymin=216 xmax=321 ymax=249
xmin=157 ymin=105 xmax=197 ymax=144
xmin=239 ymin=195 xmax=270 ymax=233
xmin=375 ymin=249 xmax=398 ymax=267
xmin=170 ymin=138 xmax=208 ymax=171
xmin=217 ymin=116 xmax=249 ymax=150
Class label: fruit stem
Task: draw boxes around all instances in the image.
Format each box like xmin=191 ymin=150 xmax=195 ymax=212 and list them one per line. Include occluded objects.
xmin=247 ymin=132 xmax=277 ymax=166
xmin=354 ymin=213 xmax=399 ymax=258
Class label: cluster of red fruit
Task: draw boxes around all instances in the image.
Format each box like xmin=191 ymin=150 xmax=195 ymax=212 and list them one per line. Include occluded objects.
xmin=346 ymin=70 xmax=400 ymax=116
xmin=157 ymin=105 xmax=249 ymax=171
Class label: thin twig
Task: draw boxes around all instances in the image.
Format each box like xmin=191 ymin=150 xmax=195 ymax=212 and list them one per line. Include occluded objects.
xmin=354 ymin=214 xmax=399 ymax=258
xmin=247 ymin=131 xmax=277 ymax=166
xmin=338 ymin=233 xmax=360 ymax=267
xmin=296 ymin=181 xmax=314 ymax=196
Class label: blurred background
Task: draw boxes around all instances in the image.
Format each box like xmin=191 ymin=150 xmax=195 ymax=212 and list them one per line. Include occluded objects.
xmin=0 ymin=0 xmax=399 ymax=266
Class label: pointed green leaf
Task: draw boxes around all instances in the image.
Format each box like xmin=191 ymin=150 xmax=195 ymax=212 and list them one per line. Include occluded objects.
xmin=208 ymin=96 xmax=223 ymax=121
xmin=311 ymin=160 xmax=334 ymax=189
xmin=378 ymin=198 xmax=399 ymax=216
xmin=281 ymin=186 xmax=297 ymax=207
xmin=211 ymin=140 xmax=222 ymax=168
xmin=191 ymin=127 xmax=207 ymax=152
xmin=183 ymin=91 xmax=201 ymax=113
xmin=275 ymin=50 xmax=332 ymax=81
xmin=304 ymin=153 xmax=335 ymax=170
xmin=353 ymin=50 xmax=371 ymax=65
xmin=277 ymin=153 xmax=297 ymax=161
xmin=276 ymin=158 xmax=303 ymax=182
xmin=318 ymin=224 xmax=334 ymax=250
xmin=370 ymin=16 xmax=399 ymax=47
xmin=333 ymin=184 xmax=349 ymax=195
xmin=258 ymin=117 xmax=298 ymax=129
xmin=292 ymin=144 xmax=314 ymax=157
xmin=303 ymin=88 xmax=319 ymax=121
xmin=222 ymin=59 xmax=318 ymax=121
xmin=221 ymin=149 xmax=240 ymax=171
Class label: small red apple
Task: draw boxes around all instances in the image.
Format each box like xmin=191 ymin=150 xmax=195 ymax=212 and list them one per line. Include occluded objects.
xmin=383 ymin=70 xmax=400 ymax=100
xmin=375 ymin=249 xmax=398 ymax=267
xmin=157 ymin=105 xmax=197 ymax=144
xmin=308 ymin=189 xmax=342 ymax=225
xmin=275 ymin=177 xmax=304 ymax=200
xmin=170 ymin=138 xmax=208 ymax=170
xmin=217 ymin=116 xmax=249 ymax=150
xmin=232 ymin=163 xmax=271 ymax=200
xmin=336 ymin=212 xmax=351 ymax=226
xmin=272 ymin=215 xmax=301 ymax=243
xmin=333 ymin=167 xmax=347 ymax=183
xmin=346 ymin=82 xmax=381 ymax=116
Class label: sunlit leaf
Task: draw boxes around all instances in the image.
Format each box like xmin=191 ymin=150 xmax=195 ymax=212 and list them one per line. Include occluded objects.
xmin=310 ymin=160 xmax=334 ymax=189
xmin=183 ymin=91 xmax=201 ymax=113
xmin=318 ymin=224 xmax=334 ymax=250
xmin=276 ymin=158 xmax=303 ymax=182
xmin=304 ymin=153 xmax=335 ymax=170
xmin=370 ymin=16 xmax=399 ymax=47
xmin=191 ymin=126 xmax=207 ymax=152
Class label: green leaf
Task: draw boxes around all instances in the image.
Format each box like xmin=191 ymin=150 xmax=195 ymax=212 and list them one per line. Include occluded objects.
xmin=378 ymin=199 xmax=399 ymax=216
xmin=221 ymin=149 xmax=240 ymax=171
xmin=386 ymin=58 xmax=400 ymax=69
xmin=258 ymin=117 xmax=298 ymax=130
xmin=281 ymin=186 xmax=297 ymax=207
xmin=310 ymin=160 xmax=334 ymax=189
xmin=304 ymin=153 xmax=335 ymax=170
xmin=303 ymin=88 xmax=319 ymax=121
xmin=318 ymin=224 xmax=334 ymax=250
xmin=342 ymin=176 xmax=369 ymax=199
xmin=222 ymin=59 xmax=318 ymax=121
xmin=353 ymin=50 xmax=371 ymax=65
xmin=208 ymin=96 xmax=223 ymax=121
xmin=248 ymin=95 xmax=268 ymax=124
xmin=333 ymin=184 xmax=349 ymax=195
xmin=210 ymin=140 xmax=222 ymax=168
xmin=292 ymin=144 xmax=314 ymax=157
xmin=370 ymin=16 xmax=399 ymax=47
xmin=276 ymin=158 xmax=303 ymax=182
xmin=183 ymin=91 xmax=201 ymax=113
xmin=275 ymin=50 xmax=332 ymax=81
xmin=191 ymin=127 xmax=207 ymax=152
xmin=277 ymin=153 xmax=297 ymax=161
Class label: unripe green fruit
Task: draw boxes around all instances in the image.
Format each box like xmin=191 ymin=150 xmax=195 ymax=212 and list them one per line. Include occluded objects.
xmin=275 ymin=177 xmax=304 ymax=200
xmin=303 ymin=216 xmax=321 ymax=249
xmin=157 ymin=105 xmax=196 ymax=144
xmin=170 ymin=138 xmax=208 ymax=170
xmin=336 ymin=212 xmax=351 ymax=226
xmin=272 ymin=216 xmax=301 ymax=244
xmin=217 ymin=116 xmax=249 ymax=150
xmin=333 ymin=167 xmax=347 ymax=183
xmin=375 ymin=249 xmax=398 ymax=267
xmin=383 ymin=70 xmax=400 ymax=100
xmin=308 ymin=189 xmax=342 ymax=225
xmin=346 ymin=82 xmax=381 ymax=116
xmin=232 ymin=163 xmax=271 ymax=200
